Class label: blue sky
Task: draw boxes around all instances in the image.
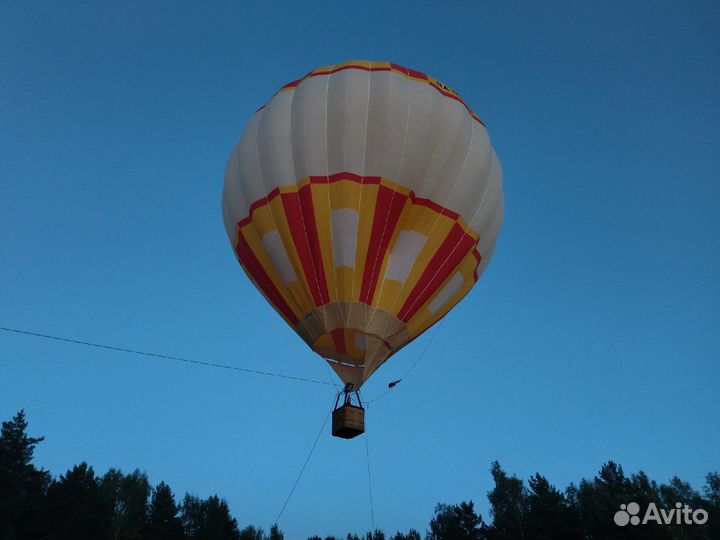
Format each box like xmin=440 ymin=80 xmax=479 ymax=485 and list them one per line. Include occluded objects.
xmin=1 ymin=1 xmax=718 ymax=537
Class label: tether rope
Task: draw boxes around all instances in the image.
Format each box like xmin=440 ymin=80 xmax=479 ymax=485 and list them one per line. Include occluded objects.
xmin=0 ymin=326 xmax=335 ymax=386
xmin=364 ymin=318 xmax=445 ymax=404
xmin=365 ymin=433 xmax=376 ymax=536
xmin=274 ymin=404 xmax=331 ymax=525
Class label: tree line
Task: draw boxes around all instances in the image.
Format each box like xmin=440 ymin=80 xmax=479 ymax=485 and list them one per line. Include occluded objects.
xmin=1 ymin=410 xmax=717 ymax=540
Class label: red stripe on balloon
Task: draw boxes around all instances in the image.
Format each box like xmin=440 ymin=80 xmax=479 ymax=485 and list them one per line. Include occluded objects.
xmin=472 ymin=250 xmax=481 ymax=282
xmin=281 ymin=189 xmax=330 ymax=306
xmin=274 ymin=62 xmax=485 ymax=126
xmin=235 ymin=231 xmax=298 ymax=325
xmin=299 ymin=184 xmax=330 ymax=305
xmin=409 ymin=193 xmax=460 ymax=220
xmin=359 ymin=185 xmax=407 ymax=304
xmin=398 ymin=224 xmax=476 ymax=323
xmin=308 ymin=173 xmax=382 ymax=185
xmin=237 ymin=175 xmax=461 ymax=228
xmin=331 ymin=329 xmax=348 ymax=355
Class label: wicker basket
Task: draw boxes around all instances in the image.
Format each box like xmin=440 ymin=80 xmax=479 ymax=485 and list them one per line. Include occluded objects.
xmin=332 ymin=404 xmax=365 ymax=439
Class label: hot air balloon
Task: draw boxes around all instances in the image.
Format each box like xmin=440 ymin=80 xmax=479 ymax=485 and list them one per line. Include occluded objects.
xmin=222 ymin=61 xmax=504 ymax=438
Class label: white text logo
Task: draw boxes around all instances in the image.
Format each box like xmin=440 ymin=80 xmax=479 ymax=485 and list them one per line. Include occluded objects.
xmin=614 ymin=502 xmax=708 ymax=526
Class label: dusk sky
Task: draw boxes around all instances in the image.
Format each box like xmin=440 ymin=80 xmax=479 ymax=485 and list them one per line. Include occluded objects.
xmin=1 ymin=2 xmax=718 ymax=538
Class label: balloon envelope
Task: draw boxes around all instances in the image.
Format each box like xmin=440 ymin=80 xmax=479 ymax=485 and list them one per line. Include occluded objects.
xmin=223 ymin=61 xmax=504 ymax=389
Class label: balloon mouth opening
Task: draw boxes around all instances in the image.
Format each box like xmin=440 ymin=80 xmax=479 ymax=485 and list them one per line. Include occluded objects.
xmin=312 ymin=327 xmax=393 ymax=389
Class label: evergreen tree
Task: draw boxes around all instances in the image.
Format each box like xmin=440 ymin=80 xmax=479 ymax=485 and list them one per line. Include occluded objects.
xmin=575 ymin=461 xmax=632 ymax=540
xmin=525 ymin=474 xmax=579 ymax=540
xmin=203 ymin=496 xmax=240 ymax=540
xmin=658 ymin=477 xmax=706 ymax=540
xmin=660 ymin=476 xmax=703 ymax=509
xmin=428 ymin=502 xmax=485 ymax=540
xmin=182 ymin=494 xmax=240 ymax=540
xmin=705 ymin=472 xmax=720 ymax=504
xmin=0 ymin=410 xmax=50 ymax=540
xmin=180 ymin=495 xmax=204 ymax=539
xmin=237 ymin=524 xmax=263 ymax=540
xmin=145 ymin=481 xmax=185 ymax=540
xmin=704 ymin=472 xmax=720 ymax=540
xmin=101 ymin=468 xmax=151 ymax=540
xmin=391 ymin=531 xmax=421 ymax=540
xmin=628 ymin=470 xmax=665 ymax=523
xmin=43 ymin=462 xmax=113 ymax=540
xmin=267 ymin=524 xmax=284 ymax=540
xmin=487 ymin=462 xmax=526 ymax=540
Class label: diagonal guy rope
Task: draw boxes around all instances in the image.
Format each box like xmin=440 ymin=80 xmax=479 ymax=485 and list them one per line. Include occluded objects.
xmin=365 ymin=433 xmax=376 ymax=535
xmin=274 ymin=405 xmax=331 ymax=525
xmin=0 ymin=326 xmax=335 ymax=386
xmin=364 ymin=318 xmax=445 ymax=405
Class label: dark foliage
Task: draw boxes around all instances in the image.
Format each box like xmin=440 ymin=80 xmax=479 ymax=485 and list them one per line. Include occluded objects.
xmin=0 ymin=411 xmax=717 ymax=540
xmin=236 ymin=524 xmax=263 ymax=540
xmin=42 ymin=462 xmax=113 ymax=540
xmin=181 ymin=494 xmax=241 ymax=540
xmin=0 ymin=410 xmax=50 ymax=540
xmin=428 ymin=502 xmax=486 ymax=540
xmin=487 ymin=461 xmax=526 ymax=540
xmin=391 ymin=531 xmax=421 ymax=540
xmin=525 ymin=473 xmax=579 ymax=540
xmin=145 ymin=481 xmax=185 ymax=540
xmin=102 ymin=468 xmax=151 ymax=539
xmin=268 ymin=524 xmax=284 ymax=540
